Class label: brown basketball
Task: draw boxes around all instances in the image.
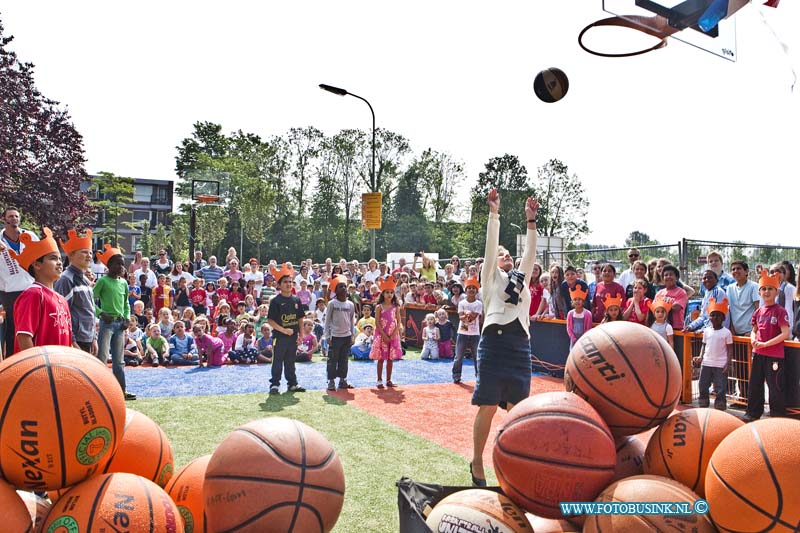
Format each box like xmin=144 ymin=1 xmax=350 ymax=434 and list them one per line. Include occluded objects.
xmin=0 ymin=479 xmax=31 ymax=532
xmin=705 ymin=418 xmax=800 ymax=532
xmin=564 ymin=321 xmax=681 ymax=437
xmin=613 ymin=435 xmax=646 ymax=481
xmin=16 ymin=490 xmax=51 ymax=533
xmin=644 ymin=408 xmax=743 ymax=496
xmin=426 ymin=489 xmax=533 ymax=533
xmin=41 ymin=472 xmax=183 ymax=532
xmin=204 ymin=417 xmax=345 ymax=532
xmin=0 ymin=346 xmax=126 ymax=490
xmin=103 ymin=408 xmax=174 ymax=487
xmin=583 ymin=475 xmax=716 ymax=532
xmin=166 ymin=454 xmax=211 ymax=533
xmin=493 ymin=392 xmax=616 ymax=518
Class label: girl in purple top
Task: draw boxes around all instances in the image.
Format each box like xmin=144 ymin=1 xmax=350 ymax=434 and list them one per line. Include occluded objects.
xmin=193 ymin=324 xmax=227 ymax=366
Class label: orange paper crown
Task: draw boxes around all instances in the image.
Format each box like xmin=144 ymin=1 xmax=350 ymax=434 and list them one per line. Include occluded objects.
xmin=377 ymin=277 xmax=397 ymax=292
xmin=8 ymin=227 xmax=59 ymax=270
xmin=603 ymin=293 xmax=624 ymax=309
xmin=758 ymin=270 xmax=780 ymax=289
xmin=464 ymin=276 xmax=481 ymax=290
xmin=328 ymin=274 xmax=347 ymax=293
xmin=707 ymin=297 xmax=729 ymax=317
xmin=96 ymin=243 xmax=123 ymax=266
xmin=648 ymin=297 xmax=673 ymax=314
xmin=59 ymin=228 xmax=93 ymax=254
xmin=269 ymin=262 xmax=295 ymax=281
xmin=569 ymin=285 xmax=588 ymax=301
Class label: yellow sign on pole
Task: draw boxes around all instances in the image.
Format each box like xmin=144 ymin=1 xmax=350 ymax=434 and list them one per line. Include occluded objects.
xmin=362 ymin=192 xmax=382 ymax=229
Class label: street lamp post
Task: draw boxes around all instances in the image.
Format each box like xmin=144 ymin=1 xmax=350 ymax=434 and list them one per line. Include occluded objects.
xmin=319 ymin=83 xmax=377 ymax=259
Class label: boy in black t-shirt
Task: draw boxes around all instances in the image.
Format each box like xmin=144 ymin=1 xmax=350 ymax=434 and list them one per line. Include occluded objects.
xmin=267 ymin=263 xmax=306 ymax=395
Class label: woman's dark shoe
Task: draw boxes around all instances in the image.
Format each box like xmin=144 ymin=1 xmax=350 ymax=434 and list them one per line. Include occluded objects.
xmin=469 ymin=462 xmax=487 ymax=487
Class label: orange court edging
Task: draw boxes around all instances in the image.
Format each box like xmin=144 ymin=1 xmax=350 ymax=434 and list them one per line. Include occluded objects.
xmin=329 ymin=376 xmax=565 ymax=469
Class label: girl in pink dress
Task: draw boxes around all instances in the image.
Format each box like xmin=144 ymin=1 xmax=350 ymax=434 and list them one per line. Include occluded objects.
xmin=370 ymin=278 xmax=404 ymax=388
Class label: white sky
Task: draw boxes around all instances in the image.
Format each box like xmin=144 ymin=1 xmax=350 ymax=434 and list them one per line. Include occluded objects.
xmin=2 ymin=1 xmax=798 ymax=247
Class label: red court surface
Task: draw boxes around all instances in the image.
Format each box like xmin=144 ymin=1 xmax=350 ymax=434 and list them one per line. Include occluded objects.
xmin=328 ymin=376 xmax=565 ymax=468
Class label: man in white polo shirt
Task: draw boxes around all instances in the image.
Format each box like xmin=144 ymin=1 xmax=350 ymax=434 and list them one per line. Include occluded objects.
xmin=0 ymin=207 xmax=39 ymax=358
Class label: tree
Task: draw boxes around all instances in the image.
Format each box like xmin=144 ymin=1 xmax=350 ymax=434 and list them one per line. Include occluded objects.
xmin=532 ymin=159 xmax=590 ymax=244
xmin=88 ymin=171 xmax=134 ymax=246
xmin=0 ymin=19 xmax=93 ymax=233
xmin=387 ymin=160 xmax=429 ymax=253
xmin=625 ymin=231 xmax=659 ymax=247
xmin=470 ymin=154 xmax=532 ymax=252
xmin=286 ymin=126 xmax=322 ymax=219
xmin=174 ymin=121 xmax=230 ymax=185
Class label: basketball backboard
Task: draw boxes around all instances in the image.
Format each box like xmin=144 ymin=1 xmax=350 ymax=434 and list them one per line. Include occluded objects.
xmin=191 ymin=179 xmax=221 ymax=202
xmin=600 ymin=0 xmax=742 ymax=61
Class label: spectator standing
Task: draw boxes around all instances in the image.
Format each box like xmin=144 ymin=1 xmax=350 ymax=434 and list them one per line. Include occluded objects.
xmin=199 ymin=256 xmax=224 ymax=286
xmin=153 ymin=249 xmax=173 ymax=277
xmin=128 ymin=251 xmax=144 ymax=274
xmin=692 ymin=299 xmax=733 ymax=411
xmin=700 ymin=250 xmax=736 ymax=296
xmin=686 ymin=271 xmax=730 ymax=332
xmin=566 ymin=285 xmax=592 ymax=349
xmin=93 ymin=244 xmax=136 ymax=400
xmin=770 ymin=262 xmax=795 ymax=329
xmin=267 ymin=264 xmax=306 ymax=394
xmin=655 ymin=265 xmax=688 ymax=332
xmin=591 ymin=264 xmax=626 ymax=324
xmin=189 ymin=250 xmax=207 ymax=274
xmin=133 ymin=258 xmax=158 ymax=289
xmin=726 ymin=261 xmax=761 ymax=336
xmin=9 ymin=228 xmax=71 ymax=353
xmin=54 ymin=229 xmax=97 ymax=355
xmin=624 ymin=260 xmax=656 ymax=300
xmin=0 ymin=207 xmax=38 ymax=357
xmin=618 ymin=247 xmax=641 ymax=291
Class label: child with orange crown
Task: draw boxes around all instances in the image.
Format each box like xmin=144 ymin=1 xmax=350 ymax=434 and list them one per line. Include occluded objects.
xmin=692 ymin=298 xmax=733 ymax=410
xmin=9 ymin=227 xmax=72 ymax=354
xmin=566 ymin=284 xmax=592 ymax=349
xmin=648 ymin=297 xmax=674 ymax=349
xmin=369 ymin=276 xmax=403 ymax=388
xmin=742 ymin=270 xmax=791 ymax=422
xmin=601 ymin=293 xmax=624 ymax=323
xmin=454 ymin=276 xmax=483 ymax=384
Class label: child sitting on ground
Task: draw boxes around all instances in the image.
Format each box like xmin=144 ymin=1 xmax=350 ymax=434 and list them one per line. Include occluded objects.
xmin=157 ymin=307 xmax=173 ymax=338
xmin=435 ymin=308 xmax=454 ymax=359
xmin=257 ymin=323 xmax=274 ymax=363
xmin=216 ymin=317 xmax=238 ymax=355
xmin=133 ymin=300 xmax=148 ymax=331
xmin=193 ymin=324 xmax=227 ymax=367
xmin=144 ymin=323 xmax=168 ymax=366
xmin=123 ymin=327 xmax=144 ymax=367
xmin=357 ymin=304 xmax=375 ymax=333
xmin=351 ymin=324 xmax=373 ymax=360
xmin=421 ymin=313 xmax=440 ymax=359
xmin=168 ymin=321 xmax=199 ymax=365
xmin=296 ymin=318 xmax=319 ymax=363
xmin=229 ymin=322 xmax=259 ymax=364
xmin=692 ymin=298 xmax=733 ymax=411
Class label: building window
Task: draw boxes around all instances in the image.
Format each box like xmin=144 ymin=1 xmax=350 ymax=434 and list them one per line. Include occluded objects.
xmin=132 ymin=210 xmax=151 ymax=223
xmin=152 ymin=186 xmax=169 ymax=204
xmin=133 ymin=184 xmax=153 ymax=203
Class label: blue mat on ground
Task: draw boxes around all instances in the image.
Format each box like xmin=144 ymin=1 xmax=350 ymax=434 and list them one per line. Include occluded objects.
xmin=123 ymin=358 xmax=478 ymax=398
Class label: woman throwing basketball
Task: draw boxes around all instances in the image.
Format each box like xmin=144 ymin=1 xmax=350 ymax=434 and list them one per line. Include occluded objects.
xmin=470 ymin=188 xmax=539 ymax=486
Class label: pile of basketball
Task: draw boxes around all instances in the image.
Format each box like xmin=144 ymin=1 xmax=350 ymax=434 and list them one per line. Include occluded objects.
xmin=426 ymin=321 xmax=800 ymax=532
xmin=0 ymin=346 xmax=346 ymax=533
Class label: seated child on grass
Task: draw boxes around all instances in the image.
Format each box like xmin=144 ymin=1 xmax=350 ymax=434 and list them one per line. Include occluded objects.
xmin=193 ymin=323 xmax=227 ymax=366
xmin=296 ymin=318 xmax=318 ymax=363
xmin=144 ymin=323 xmax=168 ymax=366
xmin=351 ymin=324 xmax=373 ymax=360
xmin=168 ymin=321 xmax=199 ymax=365
xmin=257 ymin=323 xmax=274 ymax=364
xmin=229 ymin=322 xmax=259 ymax=364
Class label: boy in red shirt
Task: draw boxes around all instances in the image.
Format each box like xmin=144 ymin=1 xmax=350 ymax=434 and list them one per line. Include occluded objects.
xmin=10 ymin=228 xmax=72 ymax=353
xmin=743 ymin=270 xmax=791 ymax=422
xmin=190 ymin=278 xmax=207 ymax=315
xmin=153 ymin=274 xmax=174 ymax=316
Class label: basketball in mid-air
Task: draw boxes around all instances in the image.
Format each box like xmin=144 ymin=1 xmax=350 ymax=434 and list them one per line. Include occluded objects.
xmin=533 ymin=67 xmax=569 ymax=103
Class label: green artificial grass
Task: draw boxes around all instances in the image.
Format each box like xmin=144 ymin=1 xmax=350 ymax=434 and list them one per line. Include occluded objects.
xmin=135 ymin=388 xmax=480 ymax=532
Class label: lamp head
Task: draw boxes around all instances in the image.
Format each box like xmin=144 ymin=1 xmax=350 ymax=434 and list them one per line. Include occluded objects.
xmin=319 ymin=83 xmax=348 ymax=96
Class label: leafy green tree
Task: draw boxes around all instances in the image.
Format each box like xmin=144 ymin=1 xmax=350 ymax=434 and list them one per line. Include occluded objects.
xmin=532 ymin=159 xmax=589 ymax=244
xmin=175 ymin=121 xmax=230 ymax=185
xmin=286 ymin=126 xmax=323 ymax=219
xmin=89 ymin=171 xmax=134 ymax=246
xmin=625 ymin=231 xmax=659 ymax=247
xmin=387 ymin=161 xmax=429 ymax=253
xmin=309 ymin=144 xmax=342 ymax=259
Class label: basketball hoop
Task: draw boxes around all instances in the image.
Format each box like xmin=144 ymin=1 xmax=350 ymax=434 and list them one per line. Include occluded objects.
xmin=195 ymin=194 xmax=220 ymax=205
xmin=578 ymin=15 xmax=676 ymax=57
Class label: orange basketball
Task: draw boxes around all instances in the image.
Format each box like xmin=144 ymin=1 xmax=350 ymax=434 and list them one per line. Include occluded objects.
xmin=166 ymin=454 xmax=211 ymax=533
xmin=103 ymin=408 xmax=174 ymax=487
xmin=41 ymin=472 xmax=183 ymax=532
xmin=16 ymin=490 xmax=51 ymax=533
xmin=493 ymin=392 xmax=616 ymax=518
xmin=0 ymin=346 xmax=126 ymax=490
xmin=426 ymin=489 xmax=533 ymax=533
xmin=564 ymin=321 xmax=681 ymax=437
xmin=644 ymin=408 xmax=743 ymax=496
xmin=705 ymin=418 xmax=800 ymax=532
xmin=0 ymin=479 xmax=31 ymax=532
xmin=204 ymin=417 xmax=345 ymax=532
xmin=613 ymin=435 xmax=645 ymax=481
xmin=583 ymin=475 xmax=716 ymax=532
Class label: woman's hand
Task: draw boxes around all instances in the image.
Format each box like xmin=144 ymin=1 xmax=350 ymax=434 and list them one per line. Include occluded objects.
xmin=488 ymin=188 xmax=500 ymax=214
xmin=525 ymin=197 xmax=539 ymax=222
